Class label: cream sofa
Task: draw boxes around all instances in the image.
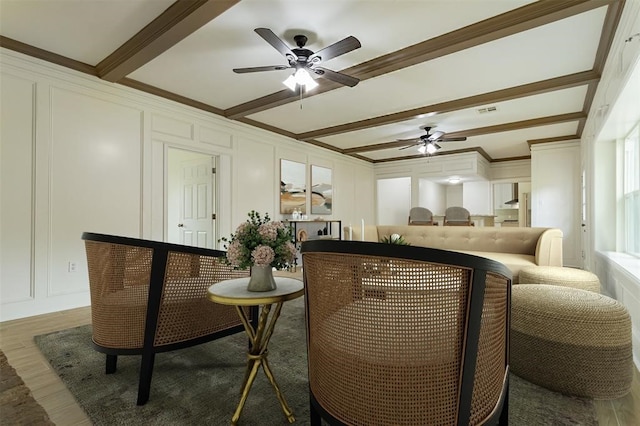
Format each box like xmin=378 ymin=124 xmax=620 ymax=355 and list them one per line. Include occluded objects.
xmin=345 ymin=225 xmax=563 ymax=282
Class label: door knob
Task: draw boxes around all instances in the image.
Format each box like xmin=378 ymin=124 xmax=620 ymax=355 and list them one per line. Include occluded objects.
xmin=178 ymin=223 xmax=184 ymax=227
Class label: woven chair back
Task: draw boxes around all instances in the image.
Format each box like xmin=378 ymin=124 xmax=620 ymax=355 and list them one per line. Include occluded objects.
xmin=301 ymin=240 xmax=511 ymax=426
xmin=82 ymin=232 xmax=254 ymax=404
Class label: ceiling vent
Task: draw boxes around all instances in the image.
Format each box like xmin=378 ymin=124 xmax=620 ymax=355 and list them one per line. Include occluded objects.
xmin=477 ymin=106 xmax=498 ymax=114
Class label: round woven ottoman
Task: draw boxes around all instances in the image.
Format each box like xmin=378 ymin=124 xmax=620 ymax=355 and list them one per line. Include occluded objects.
xmin=518 ymin=266 xmax=600 ymax=293
xmin=511 ymin=284 xmax=633 ymax=399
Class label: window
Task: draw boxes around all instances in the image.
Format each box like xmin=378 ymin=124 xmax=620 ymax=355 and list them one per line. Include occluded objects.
xmin=623 ymin=122 xmax=640 ymax=257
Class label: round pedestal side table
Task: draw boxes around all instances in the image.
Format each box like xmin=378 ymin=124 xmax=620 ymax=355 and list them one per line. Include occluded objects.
xmin=207 ymin=277 xmax=304 ymax=425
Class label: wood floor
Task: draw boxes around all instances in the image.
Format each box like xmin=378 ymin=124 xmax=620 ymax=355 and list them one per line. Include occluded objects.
xmin=1 ymin=306 xmax=638 ymax=425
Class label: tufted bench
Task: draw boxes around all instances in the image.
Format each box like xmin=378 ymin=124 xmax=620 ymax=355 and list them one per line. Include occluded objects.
xmin=511 ymin=284 xmax=633 ymax=399
xmin=519 ymin=265 xmax=600 ymax=293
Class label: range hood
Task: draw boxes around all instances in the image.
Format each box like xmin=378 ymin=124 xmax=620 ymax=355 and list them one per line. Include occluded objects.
xmin=505 ymin=183 xmax=519 ymax=205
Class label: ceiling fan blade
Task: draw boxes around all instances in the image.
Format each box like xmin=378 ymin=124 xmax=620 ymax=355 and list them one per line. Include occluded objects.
xmin=396 ymin=137 xmax=421 ymax=143
xmin=312 ymin=67 xmax=360 ymax=87
xmin=254 ymin=28 xmax=297 ymax=60
xmin=233 ymin=65 xmax=290 ymax=74
xmin=427 ymin=131 xmax=445 ymax=141
xmin=308 ymin=36 xmax=361 ymax=63
xmin=439 ymin=136 xmax=468 ymax=142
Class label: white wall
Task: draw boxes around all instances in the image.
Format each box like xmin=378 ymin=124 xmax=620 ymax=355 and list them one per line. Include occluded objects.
xmin=0 ymin=49 xmax=375 ymax=321
xmin=1 ymin=65 xmax=143 ymax=316
xmin=1 ymin=73 xmax=34 ymax=306
xmin=376 ymin=177 xmax=411 ymax=225
xmin=463 ymin=181 xmax=491 ymax=215
xmin=418 ymin=179 xmax=446 ymax=215
xmin=446 ymin=184 xmax=463 ymax=207
xmin=374 ymin=151 xmax=496 ymax=221
xmin=582 ymin=1 xmax=640 ymax=367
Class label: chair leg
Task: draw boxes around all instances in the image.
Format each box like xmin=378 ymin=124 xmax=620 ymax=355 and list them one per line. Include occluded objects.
xmin=499 ymin=383 xmax=509 ymax=425
xmin=105 ymin=354 xmax=117 ymax=374
xmin=310 ymin=398 xmax=321 ymax=426
xmin=137 ymin=353 xmax=156 ymax=406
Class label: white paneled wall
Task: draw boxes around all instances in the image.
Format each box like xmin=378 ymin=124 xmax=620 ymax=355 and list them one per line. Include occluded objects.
xmin=595 ymin=252 xmax=640 ymax=367
xmin=1 ymin=74 xmax=35 ymax=305
xmin=235 ymin=136 xmax=278 ymax=218
xmin=49 ymin=87 xmax=144 ymax=295
xmin=0 ymin=49 xmax=374 ymax=321
xmin=584 ymin=1 xmax=640 ymax=369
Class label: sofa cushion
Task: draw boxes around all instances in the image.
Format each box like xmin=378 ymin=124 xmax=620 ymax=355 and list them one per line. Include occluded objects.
xmin=457 ymin=251 xmax=535 ymax=282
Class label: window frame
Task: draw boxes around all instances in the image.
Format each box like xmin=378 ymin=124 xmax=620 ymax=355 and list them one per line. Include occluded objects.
xmin=622 ymin=122 xmax=640 ymax=257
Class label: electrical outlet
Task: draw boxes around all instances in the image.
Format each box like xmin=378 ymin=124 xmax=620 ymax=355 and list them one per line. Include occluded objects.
xmin=68 ymin=261 xmax=78 ymax=272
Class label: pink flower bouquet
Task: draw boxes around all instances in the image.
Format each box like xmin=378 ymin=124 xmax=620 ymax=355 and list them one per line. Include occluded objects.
xmin=220 ymin=211 xmax=296 ymax=270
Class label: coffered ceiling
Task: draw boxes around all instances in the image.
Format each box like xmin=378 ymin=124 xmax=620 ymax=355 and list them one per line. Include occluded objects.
xmin=0 ymin=0 xmax=628 ymax=163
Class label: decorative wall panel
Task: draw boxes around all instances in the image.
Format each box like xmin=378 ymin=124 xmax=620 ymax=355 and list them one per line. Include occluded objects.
xmin=0 ymin=74 xmax=35 ymax=303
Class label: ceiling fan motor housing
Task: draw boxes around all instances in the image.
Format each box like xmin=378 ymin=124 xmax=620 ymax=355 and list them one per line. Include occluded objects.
xmin=292 ymin=35 xmax=316 ymax=65
xmin=292 ymin=48 xmax=314 ymax=62
xmin=294 ymin=34 xmax=308 ymax=47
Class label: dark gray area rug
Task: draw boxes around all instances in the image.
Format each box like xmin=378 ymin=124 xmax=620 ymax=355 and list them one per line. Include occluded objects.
xmin=35 ymin=297 xmax=597 ymax=425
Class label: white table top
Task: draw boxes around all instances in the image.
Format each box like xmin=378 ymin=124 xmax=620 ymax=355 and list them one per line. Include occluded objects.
xmin=207 ymin=277 xmax=304 ymax=306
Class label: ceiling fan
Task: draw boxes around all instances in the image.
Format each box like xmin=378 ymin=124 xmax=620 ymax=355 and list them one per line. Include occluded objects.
xmin=233 ymin=28 xmax=361 ymax=90
xmin=398 ymin=127 xmax=467 ymax=154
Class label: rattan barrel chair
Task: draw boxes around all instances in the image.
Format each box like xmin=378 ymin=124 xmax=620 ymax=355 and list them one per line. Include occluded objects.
xmin=301 ymin=240 xmax=511 ymax=426
xmin=82 ymin=232 xmax=257 ymax=405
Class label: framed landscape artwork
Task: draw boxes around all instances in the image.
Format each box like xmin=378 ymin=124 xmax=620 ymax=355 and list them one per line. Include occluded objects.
xmin=280 ymin=159 xmax=306 ymax=214
xmin=311 ymin=165 xmax=332 ymax=215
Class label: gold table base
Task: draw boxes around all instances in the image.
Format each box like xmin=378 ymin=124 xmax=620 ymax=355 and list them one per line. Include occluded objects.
xmin=232 ymin=302 xmax=295 ymax=425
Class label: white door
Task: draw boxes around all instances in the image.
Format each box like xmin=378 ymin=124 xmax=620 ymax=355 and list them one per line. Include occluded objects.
xmin=531 ymin=141 xmax=581 ymax=267
xmin=173 ymin=153 xmax=215 ymax=248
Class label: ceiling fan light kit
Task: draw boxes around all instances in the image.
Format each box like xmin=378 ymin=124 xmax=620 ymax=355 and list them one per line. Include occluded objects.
xmin=418 ymin=142 xmax=441 ymax=155
xmin=283 ymin=68 xmax=318 ymax=91
xmin=233 ymin=28 xmax=361 ymax=91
